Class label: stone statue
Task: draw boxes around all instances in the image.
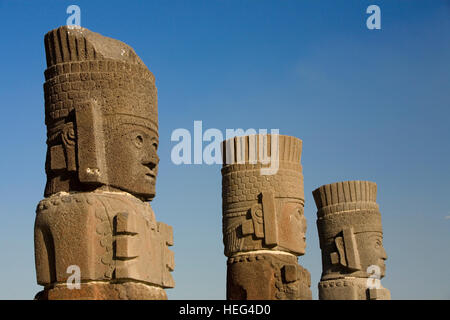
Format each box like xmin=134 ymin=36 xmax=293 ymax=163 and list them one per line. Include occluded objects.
xmin=34 ymin=26 xmax=174 ymax=299
xmin=221 ymin=134 xmax=311 ymax=300
xmin=313 ymin=180 xmax=390 ymax=300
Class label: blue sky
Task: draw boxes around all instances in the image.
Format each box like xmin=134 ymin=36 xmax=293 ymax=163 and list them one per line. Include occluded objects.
xmin=0 ymin=0 xmax=449 ymax=299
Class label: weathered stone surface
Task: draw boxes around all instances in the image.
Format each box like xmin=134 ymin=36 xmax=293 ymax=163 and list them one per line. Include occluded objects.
xmin=35 ymin=282 xmax=167 ymax=300
xmin=318 ymin=278 xmax=390 ymax=300
xmin=227 ymin=253 xmax=311 ymax=300
xmin=313 ymin=180 xmax=390 ymax=300
xmin=221 ymin=134 xmax=311 ymax=300
xmin=35 ymin=192 xmax=174 ymax=287
xmin=34 ymin=26 xmax=173 ymax=299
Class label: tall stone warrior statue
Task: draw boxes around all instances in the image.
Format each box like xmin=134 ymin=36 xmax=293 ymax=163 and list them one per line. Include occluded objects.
xmin=313 ymin=181 xmax=390 ymax=300
xmin=221 ymin=134 xmax=311 ymax=300
xmin=34 ymin=26 xmax=174 ymax=299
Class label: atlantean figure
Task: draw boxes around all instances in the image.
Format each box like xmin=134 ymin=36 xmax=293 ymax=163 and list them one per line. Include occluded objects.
xmin=313 ymin=180 xmax=390 ymax=300
xmin=34 ymin=26 xmax=174 ymax=299
xmin=221 ymin=134 xmax=311 ymax=300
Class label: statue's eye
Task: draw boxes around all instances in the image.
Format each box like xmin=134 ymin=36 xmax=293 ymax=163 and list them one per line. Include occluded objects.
xmin=152 ymin=141 xmax=158 ymax=150
xmin=375 ymin=239 xmax=382 ymax=248
xmin=134 ymin=134 xmax=144 ymax=148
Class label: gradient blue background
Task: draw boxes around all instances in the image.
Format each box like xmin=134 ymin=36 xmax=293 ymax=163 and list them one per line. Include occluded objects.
xmin=0 ymin=0 xmax=449 ymax=299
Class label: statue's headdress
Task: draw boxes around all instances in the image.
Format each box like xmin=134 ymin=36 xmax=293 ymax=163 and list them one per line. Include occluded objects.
xmin=221 ymin=134 xmax=304 ymax=208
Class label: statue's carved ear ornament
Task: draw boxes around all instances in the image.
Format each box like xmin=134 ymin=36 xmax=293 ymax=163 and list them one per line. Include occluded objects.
xmin=48 ymin=99 xmax=107 ymax=181
xmin=48 ymin=121 xmax=76 ymax=172
xmin=241 ymin=203 xmax=263 ymax=237
xmin=241 ymin=191 xmax=279 ymax=247
xmin=331 ymin=227 xmax=362 ymax=271
xmin=61 ymin=122 xmax=77 ymax=171
xmin=74 ymin=100 xmax=107 ymax=185
xmin=260 ymin=191 xmax=278 ymax=246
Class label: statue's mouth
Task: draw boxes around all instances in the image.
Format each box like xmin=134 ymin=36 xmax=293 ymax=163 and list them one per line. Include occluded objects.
xmin=145 ymin=172 xmax=156 ymax=179
xmin=144 ymin=169 xmax=156 ymax=180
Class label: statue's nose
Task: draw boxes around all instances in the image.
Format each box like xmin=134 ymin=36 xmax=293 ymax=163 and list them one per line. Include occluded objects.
xmin=301 ymin=215 xmax=307 ymax=233
xmin=143 ymin=156 xmax=159 ymax=170
xmin=143 ymin=150 xmax=159 ymax=170
xmin=143 ymin=145 xmax=159 ymax=166
xmin=381 ymin=247 xmax=387 ymax=260
xmin=153 ymin=153 xmax=160 ymax=165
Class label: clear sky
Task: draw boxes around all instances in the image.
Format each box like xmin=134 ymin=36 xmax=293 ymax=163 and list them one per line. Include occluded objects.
xmin=0 ymin=0 xmax=449 ymax=299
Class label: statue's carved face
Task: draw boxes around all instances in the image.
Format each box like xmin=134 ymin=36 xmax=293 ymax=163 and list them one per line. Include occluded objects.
xmin=106 ymin=123 xmax=159 ymax=200
xmin=277 ymin=201 xmax=307 ymax=255
xmin=355 ymin=231 xmax=387 ymax=277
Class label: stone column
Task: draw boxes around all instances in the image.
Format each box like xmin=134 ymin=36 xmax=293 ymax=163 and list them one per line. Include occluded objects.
xmin=34 ymin=26 xmax=174 ymax=300
xmin=221 ymin=134 xmax=311 ymax=300
xmin=313 ymin=180 xmax=390 ymax=300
